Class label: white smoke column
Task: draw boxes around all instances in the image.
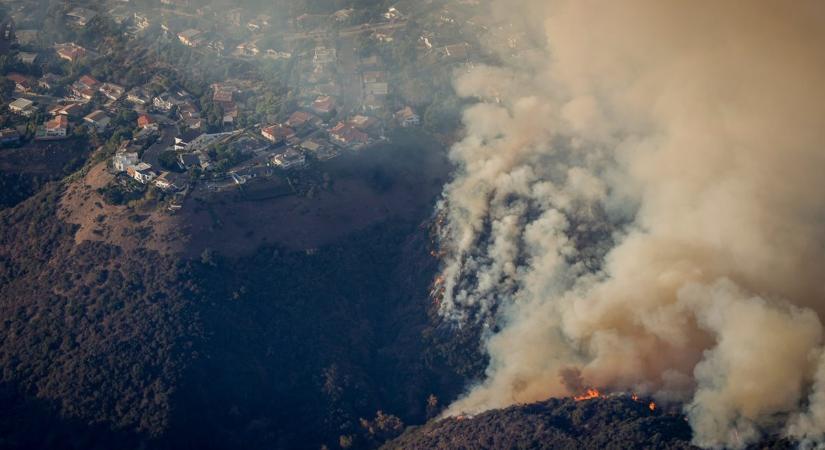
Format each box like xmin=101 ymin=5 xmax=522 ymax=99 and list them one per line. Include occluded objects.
xmin=437 ymin=0 xmax=825 ymax=447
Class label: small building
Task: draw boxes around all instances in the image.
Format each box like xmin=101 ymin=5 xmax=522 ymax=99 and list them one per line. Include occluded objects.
xmin=38 ymin=73 xmax=61 ymax=91
xmin=49 ymin=103 xmax=84 ymax=118
xmin=285 ymin=111 xmax=321 ymax=129
xmin=8 ymin=98 xmax=36 ymax=117
xmin=16 ymin=52 xmax=39 ymax=65
xmin=395 ymin=106 xmax=420 ymax=127
xmin=153 ymin=171 xmax=185 ymax=191
xmin=177 ymin=29 xmax=203 ymax=47
xmin=113 ymin=152 xmax=139 ymax=172
xmin=126 ymin=87 xmax=151 ymax=106
xmin=271 ymin=148 xmax=306 ymax=169
xmin=0 ymin=128 xmax=21 ymax=146
xmin=66 ymin=7 xmax=98 ymax=27
xmin=43 ymin=115 xmax=68 ymax=138
xmin=6 ymin=73 xmax=34 ymax=93
xmin=127 ymin=162 xmax=156 ymax=184
xmin=99 ymin=82 xmax=125 ymax=101
xmin=137 ymin=114 xmax=157 ymax=130
xmin=261 ymin=124 xmax=296 ymax=144
xmin=84 ymin=110 xmax=111 ymax=131
xmin=349 ymin=115 xmax=379 ymax=132
xmin=133 ymin=13 xmax=150 ymax=30
xmin=329 ymin=122 xmax=369 ymax=149
xmin=310 ymin=95 xmax=336 ymax=116
xmin=153 ymin=93 xmax=177 ymax=112
xmin=55 ymin=43 xmax=86 ymax=62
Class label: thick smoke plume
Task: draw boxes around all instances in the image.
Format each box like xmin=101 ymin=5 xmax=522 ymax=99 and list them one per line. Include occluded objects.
xmin=436 ymin=0 xmax=825 ymax=447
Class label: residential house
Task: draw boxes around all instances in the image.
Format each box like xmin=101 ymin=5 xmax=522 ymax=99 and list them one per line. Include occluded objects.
xmin=38 ymin=73 xmax=61 ymax=91
xmin=55 ymin=43 xmax=86 ymax=62
xmin=271 ymin=148 xmax=305 ymax=169
xmin=261 ymin=124 xmax=296 ymax=144
xmin=127 ymin=162 xmax=156 ymax=184
xmin=66 ymin=8 xmax=98 ymax=27
xmin=133 ymin=13 xmax=150 ymax=30
xmin=313 ymin=46 xmax=336 ymax=65
xmin=395 ymin=106 xmax=420 ymax=127
xmin=364 ymin=82 xmax=389 ymax=96
xmin=441 ymin=43 xmax=471 ymax=61
xmin=285 ymin=111 xmax=321 ymax=129
xmin=36 ymin=115 xmax=69 ymax=140
xmin=113 ymin=152 xmax=139 ymax=172
xmin=126 ymin=87 xmax=151 ymax=106
xmin=71 ymin=75 xmax=100 ymax=100
xmin=153 ymin=92 xmax=178 ymax=112
xmin=8 ymin=98 xmax=35 ymax=117
xmin=16 ymin=52 xmax=38 ymax=65
xmin=49 ymin=103 xmax=84 ymax=118
xmin=349 ymin=115 xmax=379 ymax=132
xmin=6 ymin=73 xmax=33 ymax=93
xmin=0 ymin=128 xmax=21 ymax=146
xmin=99 ymin=82 xmax=125 ymax=101
xmin=137 ymin=114 xmax=157 ymax=130
xmin=153 ymin=171 xmax=185 ymax=191
xmin=177 ymin=29 xmax=203 ymax=47
xmin=329 ymin=122 xmax=369 ymax=149
xmin=311 ymin=95 xmax=336 ymax=116
xmin=84 ymin=110 xmax=111 ymax=131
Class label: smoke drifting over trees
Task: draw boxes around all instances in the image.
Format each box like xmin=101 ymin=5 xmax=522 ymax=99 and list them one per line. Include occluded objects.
xmin=435 ymin=0 xmax=825 ymax=447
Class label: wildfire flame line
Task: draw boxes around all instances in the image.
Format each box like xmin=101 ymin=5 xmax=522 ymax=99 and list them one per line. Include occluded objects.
xmin=573 ymin=388 xmax=602 ymax=401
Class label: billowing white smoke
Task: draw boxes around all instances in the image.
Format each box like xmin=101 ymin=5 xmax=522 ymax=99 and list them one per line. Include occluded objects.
xmin=436 ymin=0 xmax=825 ymax=447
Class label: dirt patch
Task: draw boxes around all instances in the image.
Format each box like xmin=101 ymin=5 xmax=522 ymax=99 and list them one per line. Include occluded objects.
xmin=181 ymin=137 xmax=449 ymax=257
xmin=58 ymin=162 xmax=187 ymax=255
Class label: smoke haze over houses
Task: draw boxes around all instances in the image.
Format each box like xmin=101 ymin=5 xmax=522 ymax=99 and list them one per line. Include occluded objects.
xmin=435 ymin=0 xmax=825 ymax=447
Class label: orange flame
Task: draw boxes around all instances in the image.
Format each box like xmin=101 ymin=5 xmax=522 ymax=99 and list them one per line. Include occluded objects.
xmin=648 ymin=402 xmax=656 ymax=411
xmin=573 ymin=388 xmax=602 ymax=401
xmin=631 ymin=393 xmax=639 ymax=402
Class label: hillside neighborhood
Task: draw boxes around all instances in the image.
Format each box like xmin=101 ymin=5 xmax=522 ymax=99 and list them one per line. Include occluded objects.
xmin=0 ymin=0 xmax=490 ymax=211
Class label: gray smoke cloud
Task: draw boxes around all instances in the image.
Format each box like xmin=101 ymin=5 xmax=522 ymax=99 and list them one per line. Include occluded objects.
xmin=435 ymin=0 xmax=825 ymax=447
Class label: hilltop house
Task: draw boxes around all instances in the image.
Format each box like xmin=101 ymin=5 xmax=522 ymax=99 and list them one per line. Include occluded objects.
xmin=113 ymin=152 xmax=139 ymax=172
xmin=8 ymin=98 xmax=35 ymax=117
xmin=153 ymin=171 xmax=185 ymax=191
xmin=127 ymin=162 xmax=156 ymax=184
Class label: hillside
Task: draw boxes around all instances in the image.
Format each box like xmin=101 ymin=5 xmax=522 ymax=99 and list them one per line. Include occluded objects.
xmin=0 ymin=138 xmax=466 ymax=449
xmin=383 ymin=396 xmax=795 ymax=450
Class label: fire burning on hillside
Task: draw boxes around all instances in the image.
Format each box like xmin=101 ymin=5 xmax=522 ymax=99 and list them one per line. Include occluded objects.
xmin=573 ymin=388 xmax=602 ymax=401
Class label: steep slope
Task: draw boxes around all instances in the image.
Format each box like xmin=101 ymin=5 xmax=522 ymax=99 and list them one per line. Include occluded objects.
xmin=383 ymin=396 xmax=795 ymax=450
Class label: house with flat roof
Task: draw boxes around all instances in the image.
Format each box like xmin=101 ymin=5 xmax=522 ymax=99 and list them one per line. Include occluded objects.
xmin=8 ymin=98 xmax=35 ymax=117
